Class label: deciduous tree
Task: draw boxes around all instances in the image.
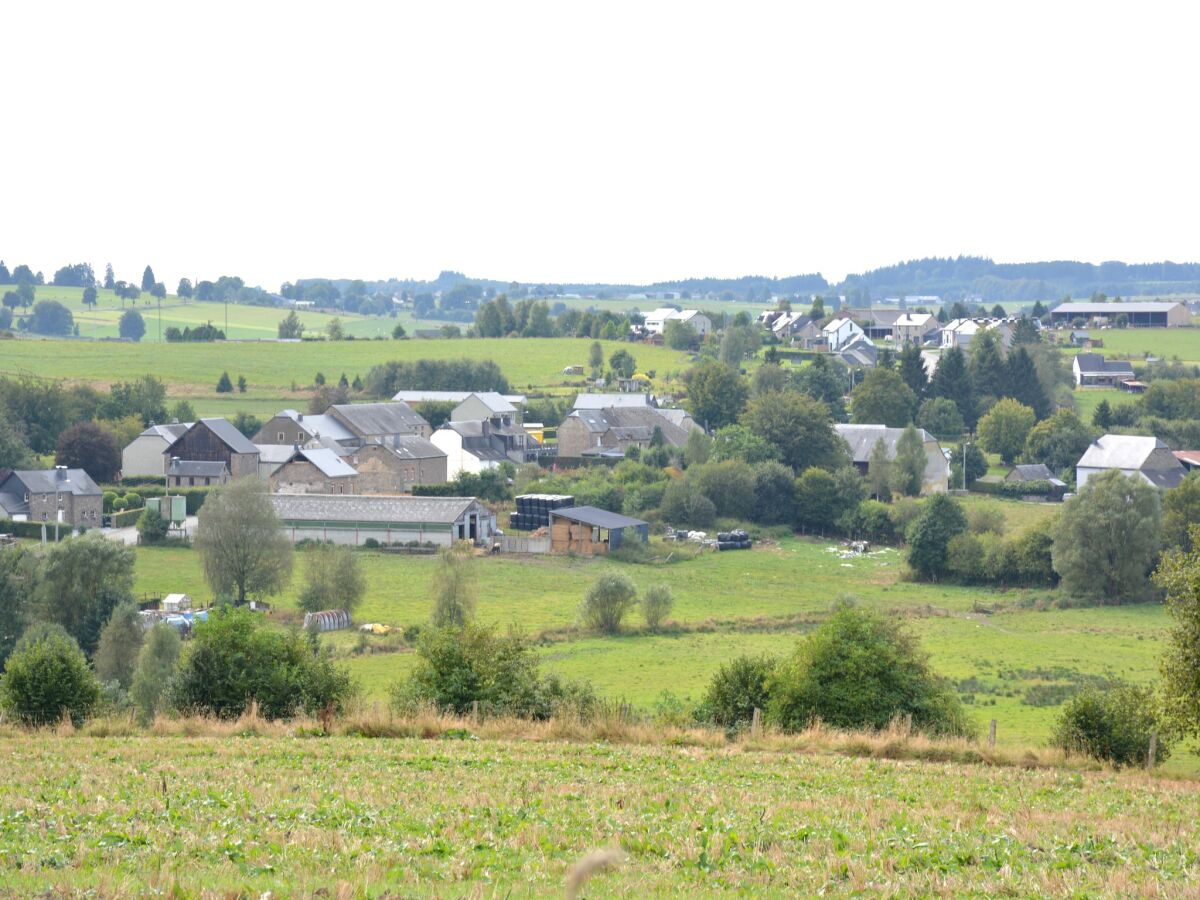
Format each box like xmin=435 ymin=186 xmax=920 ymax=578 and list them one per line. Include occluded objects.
xmin=195 ymin=478 xmax=293 ymax=605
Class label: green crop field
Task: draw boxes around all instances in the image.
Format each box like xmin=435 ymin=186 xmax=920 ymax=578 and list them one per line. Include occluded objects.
xmin=5 ymin=285 xmax=410 ymax=340
xmin=0 ymin=333 xmax=690 ymax=417
xmin=2 ymin=733 xmax=1197 ymax=894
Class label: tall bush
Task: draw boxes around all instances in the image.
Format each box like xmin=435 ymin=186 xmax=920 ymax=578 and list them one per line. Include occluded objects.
xmin=579 ymin=572 xmax=638 ymax=634
xmin=0 ymin=627 xmax=100 ymax=727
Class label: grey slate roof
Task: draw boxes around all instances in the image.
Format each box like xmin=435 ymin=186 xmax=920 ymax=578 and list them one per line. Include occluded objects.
xmin=392 ymin=390 xmax=526 ymax=405
xmin=382 ymin=435 xmax=447 ymax=461
xmin=573 ymin=393 xmax=655 ymax=410
xmin=3 ymin=469 xmax=101 ymax=497
xmin=255 ymin=444 xmax=296 ymax=466
xmin=141 ymin=423 xmax=191 ymax=440
xmin=565 ymin=407 xmax=694 ymax=446
xmin=168 ymin=460 xmax=228 ymax=478
xmin=1075 ymin=353 xmax=1135 ymax=375
xmin=178 ymin=418 xmax=259 ymax=455
xmin=834 ymin=424 xmax=936 ymax=463
xmin=1006 ymin=464 xmax=1065 ymax=486
xmin=268 ymin=493 xmax=480 ymax=524
xmin=330 ymin=402 xmax=428 ymax=437
xmin=294 ymin=448 xmax=358 ymax=479
xmin=1077 ymin=434 xmax=1168 ymax=470
xmin=550 ymin=506 xmax=648 ymax=529
xmin=274 ymin=410 xmax=356 ymax=443
xmin=1053 ymin=301 xmax=1184 ymax=314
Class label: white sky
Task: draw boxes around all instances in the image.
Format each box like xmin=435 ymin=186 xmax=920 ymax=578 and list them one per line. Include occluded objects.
xmin=3 ymin=1 xmax=1198 ymax=290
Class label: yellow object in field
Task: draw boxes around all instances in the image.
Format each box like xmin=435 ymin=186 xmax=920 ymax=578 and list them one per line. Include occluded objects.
xmin=371 ymin=623 xmax=391 ymax=635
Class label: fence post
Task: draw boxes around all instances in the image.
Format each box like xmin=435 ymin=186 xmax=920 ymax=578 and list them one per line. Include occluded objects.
xmin=1148 ymin=730 xmax=1158 ymax=770
xmin=751 ymin=707 xmax=762 ymax=738
xmin=471 ymin=700 xmax=479 ymax=724
xmin=988 ymin=719 xmax=997 ymax=749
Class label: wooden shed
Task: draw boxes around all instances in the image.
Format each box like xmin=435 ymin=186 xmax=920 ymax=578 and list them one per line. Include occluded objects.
xmin=548 ymin=506 xmax=649 ymax=556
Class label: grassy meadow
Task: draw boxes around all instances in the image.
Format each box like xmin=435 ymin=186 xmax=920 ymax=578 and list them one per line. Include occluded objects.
xmin=2 ymin=732 xmax=1198 ymax=894
xmin=1 ymin=332 xmax=690 ymax=416
xmin=1089 ymin=325 xmax=1200 ymax=363
xmin=127 ymin=493 xmax=1179 ymax=766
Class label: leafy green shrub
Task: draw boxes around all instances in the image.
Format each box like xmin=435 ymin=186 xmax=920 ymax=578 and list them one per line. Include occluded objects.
xmin=839 ymin=499 xmax=897 ymax=543
xmin=111 ymin=497 xmax=128 ymax=512
xmin=768 ymin=603 xmax=973 ymax=737
xmin=169 ymin=607 xmax=354 ymax=719
xmin=124 ymin=492 xmax=143 ymax=509
xmin=1053 ymin=685 xmax=1170 ymax=768
xmin=136 ymin=507 xmax=169 ymax=544
xmin=392 ymin=624 xmax=595 ymax=719
xmin=640 ymin=585 xmax=674 ymax=629
xmin=696 ymin=654 xmax=777 ymax=729
xmin=130 ymin=623 xmax=182 ymax=725
xmin=579 ymin=572 xmax=638 ymax=634
xmin=659 ymin=481 xmax=716 ymax=528
xmin=102 ymin=491 xmax=118 ymax=513
xmin=0 ymin=626 xmax=100 ymax=727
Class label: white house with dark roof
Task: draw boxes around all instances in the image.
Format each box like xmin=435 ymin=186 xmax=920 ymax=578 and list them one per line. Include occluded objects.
xmin=1072 ymin=353 xmax=1135 ymax=388
xmin=821 ymin=316 xmax=864 ymax=351
xmin=644 ymin=308 xmax=713 ymax=337
xmin=1075 ymin=434 xmax=1188 ymax=490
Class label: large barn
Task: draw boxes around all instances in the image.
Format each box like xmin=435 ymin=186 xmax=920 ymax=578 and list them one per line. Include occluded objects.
xmin=267 ymin=494 xmax=496 ymax=547
xmin=1049 ymin=301 xmax=1190 ymax=328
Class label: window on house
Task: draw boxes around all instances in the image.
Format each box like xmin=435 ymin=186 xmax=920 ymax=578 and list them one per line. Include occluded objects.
xmin=278 ymin=431 xmax=285 ymax=442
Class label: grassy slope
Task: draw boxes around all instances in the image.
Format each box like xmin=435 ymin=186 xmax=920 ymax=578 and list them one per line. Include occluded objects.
xmin=2 ymin=734 xmax=1197 ymax=894
xmin=130 ymin=492 xmax=1172 ymax=761
xmin=1093 ymin=326 xmax=1200 ymax=363
xmin=0 ymin=332 xmax=689 ymax=416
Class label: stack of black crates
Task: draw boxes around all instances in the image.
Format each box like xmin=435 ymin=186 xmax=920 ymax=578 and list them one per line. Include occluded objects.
xmin=716 ymin=529 xmax=753 ymax=551
xmin=509 ymin=494 xmax=575 ymax=532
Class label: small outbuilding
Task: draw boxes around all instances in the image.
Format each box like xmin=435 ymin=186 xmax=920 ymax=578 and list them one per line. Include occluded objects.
xmin=548 ymin=506 xmax=649 ymax=555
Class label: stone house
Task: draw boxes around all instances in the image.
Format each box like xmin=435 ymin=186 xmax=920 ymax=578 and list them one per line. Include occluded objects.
xmin=269 ymin=447 xmax=359 ymax=494
xmin=557 ymin=406 xmax=697 ymax=459
xmin=0 ymin=468 xmax=103 ymax=528
xmin=348 ymin=439 xmax=447 ymax=493
xmin=164 ymin=418 xmax=260 ymax=480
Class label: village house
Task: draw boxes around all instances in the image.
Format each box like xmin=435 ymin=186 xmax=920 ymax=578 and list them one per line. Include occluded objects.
xmin=892 ymin=312 xmax=939 ymax=346
xmin=268 ymin=493 xmax=496 ymax=547
xmin=432 ymin=420 xmax=529 ymax=478
xmin=1075 ymin=434 xmax=1187 ymax=489
xmin=163 ymin=418 xmax=260 ymax=483
xmin=1072 ymin=353 xmax=1136 ymax=388
xmin=0 ymin=467 xmax=103 ymax=528
xmin=325 ymin=401 xmax=431 ymax=444
xmin=252 ymin=410 xmax=356 ymax=447
xmin=643 ymin=308 xmax=714 ymax=337
xmin=557 ymin=406 xmax=698 ymax=459
xmin=821 ymin=316 xmax=865 ymax=352
xmin=121 ymin=422 xmax=191 ymax=477
xmin=834 ymin=424 xmax=950 ymax=494
xmin=269 ymin=447 xmax=360 ymax=494
xmin=348 ymin=438 xmax=447 ymax=492
xmin=166 ymin=459 xmax=229 ymax=488
xmin=1005 ymin=464 xmax=1066 ymax=488
xmin=835 ymin=334 xmax=878 ymax=369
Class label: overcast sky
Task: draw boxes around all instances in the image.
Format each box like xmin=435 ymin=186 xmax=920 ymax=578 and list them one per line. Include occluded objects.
xmin=4 ymin=1 xmax=1198 ymax=290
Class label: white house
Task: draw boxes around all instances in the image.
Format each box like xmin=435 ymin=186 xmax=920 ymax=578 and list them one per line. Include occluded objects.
xmin=940 ymin=318 xmax=1014 ymax=350
xmin=821 ymin=317 xmax=864 ymax=352
xmin=431 ymin=422 xmax=511 ymax=478
xmin=1072 ymin=353 xmax=1135 ymax=388
xmin=1075 ymin=434 xmax=1188 ymax=490
xmin=643 ymin=308 xmax=713 ymax=337
xmin=121 ymin=423 xmax=192 ymax=477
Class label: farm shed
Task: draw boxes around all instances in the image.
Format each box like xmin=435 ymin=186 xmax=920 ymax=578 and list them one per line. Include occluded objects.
xmin=303 ymin=609 xmax=352 ymax=632
xmin=548 ymin=506 xmax=648 ymax=555
xmin=267 ymin=493 xmax=496 ymax=547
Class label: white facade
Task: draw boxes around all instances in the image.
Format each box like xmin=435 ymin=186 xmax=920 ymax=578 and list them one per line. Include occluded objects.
xmin=822 ymin=317 xmax=864 ymax=351
xmin=430 ymin=428 xmax=501 ymax=479
xmin=121 ymin=425 xmax=191 ymax=477
xmin=644 ymin=308 xmax=713 ymax=337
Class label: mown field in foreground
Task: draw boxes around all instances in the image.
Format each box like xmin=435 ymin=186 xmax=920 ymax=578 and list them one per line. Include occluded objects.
xmin=2 ymin=734 xmax=1197 ymax=895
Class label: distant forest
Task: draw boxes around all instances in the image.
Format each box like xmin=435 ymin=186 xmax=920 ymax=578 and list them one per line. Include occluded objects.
xmin=300 ymin=256 xmax=1200 ymax=305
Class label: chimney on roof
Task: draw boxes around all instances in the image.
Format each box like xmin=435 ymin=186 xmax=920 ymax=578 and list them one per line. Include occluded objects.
xmin=55 ymin=465 xmax=67 ymax=481
xmin=297 ymin=413 xmax=303 ymax=421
